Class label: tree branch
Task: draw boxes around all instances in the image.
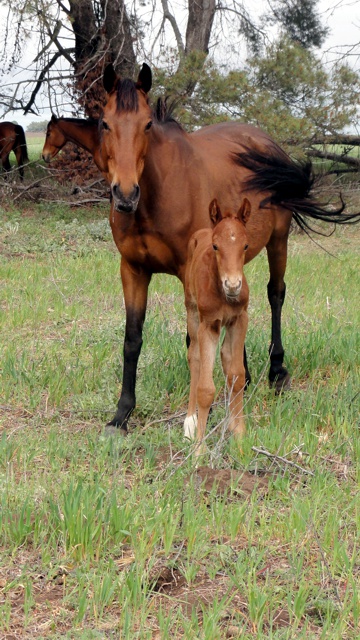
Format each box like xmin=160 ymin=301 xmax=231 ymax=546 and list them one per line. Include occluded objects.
xmin=160 ymin=0 xmax=185 ymax=57
xmin=24 ymin=51 xmax=63 ymax=114
xmin=307 ymin=148 xmax=360 ymax=168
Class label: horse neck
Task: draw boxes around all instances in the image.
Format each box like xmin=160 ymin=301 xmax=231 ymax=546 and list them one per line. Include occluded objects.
xmin=140 ymin=123 xmax=187 ymax=194
xmin=59 ymin=119 xmax=97 ymax=154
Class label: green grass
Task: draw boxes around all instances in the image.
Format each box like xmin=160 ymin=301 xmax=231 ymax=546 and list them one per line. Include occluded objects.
xmin=0 ymin=203 xmax=359 ymax=638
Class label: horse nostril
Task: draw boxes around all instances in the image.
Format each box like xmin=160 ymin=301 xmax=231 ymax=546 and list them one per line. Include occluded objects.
xmin=112 ymin=184 xmax=121 ymax=199
xmin=133 ymin=184 xmax=140 ymax=200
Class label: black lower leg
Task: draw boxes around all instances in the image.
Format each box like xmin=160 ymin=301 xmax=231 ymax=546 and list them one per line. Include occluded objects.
xmin=267 ymin=281 xmax=290 ymax=391
xmin=107 ymin=312 xmax=145 ymax=431
xmin=244 ymin=345 xmax=251 ymax=389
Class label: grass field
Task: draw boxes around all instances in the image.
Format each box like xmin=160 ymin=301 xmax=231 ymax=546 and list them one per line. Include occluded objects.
xmin=0 ymin=187 xmax=359 ymax=638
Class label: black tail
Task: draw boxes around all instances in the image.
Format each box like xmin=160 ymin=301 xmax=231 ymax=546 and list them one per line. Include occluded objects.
xmin=235 ymin=146 xmax=360 ymax=234
xmin=14 ymin=124 xmax=29 ymax=163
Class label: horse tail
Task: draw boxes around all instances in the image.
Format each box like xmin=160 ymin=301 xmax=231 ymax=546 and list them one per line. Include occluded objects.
xmin=235 ymin=145 xmax=360 ymax=234
xmin=14 ymin=125 xmax=29 ymax=163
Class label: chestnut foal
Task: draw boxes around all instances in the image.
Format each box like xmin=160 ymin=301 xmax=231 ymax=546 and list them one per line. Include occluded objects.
xmin=184 ymin=198 xmax=251 ymax=456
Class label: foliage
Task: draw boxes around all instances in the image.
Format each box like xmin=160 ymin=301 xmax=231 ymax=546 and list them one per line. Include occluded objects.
xmin=266 ymin=0 xmax=329 ymax=49
xmin=26 ymin=120 xmax=49 ymax=133
xmin=154 ymin=41 xmax=360 ymax=154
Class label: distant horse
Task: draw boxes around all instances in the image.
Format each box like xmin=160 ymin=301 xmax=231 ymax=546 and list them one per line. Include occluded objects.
xmin=42 ymin=115 xmax=108 ymax=179
xmin=98 ymin=63 xmax=360 ymax=435
xmin=0 ymin=122 xmax=28 ymax=180
xmin=184 ymin=198 xmax=251 ymax=456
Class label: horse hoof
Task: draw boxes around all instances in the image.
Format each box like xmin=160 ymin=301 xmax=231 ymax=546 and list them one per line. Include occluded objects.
xmin=270 ymin=373 xmax=291 ymax=394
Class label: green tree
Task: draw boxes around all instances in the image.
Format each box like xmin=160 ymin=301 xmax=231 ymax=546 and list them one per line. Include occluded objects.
xmin=26 ymin=120 xmax=49 ymax=132
xmin=267 ymin=0 xmax=329 ymax=49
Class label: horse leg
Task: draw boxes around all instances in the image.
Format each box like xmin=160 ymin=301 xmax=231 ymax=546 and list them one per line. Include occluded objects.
xmin=243 ymin=344 xmax=251 ymax=389
xmin=184 ymin=307 xmax=199 ymax=440
xmin=106 ymin=258 xmax=151 ymax=434
xmin=2 ymin=154 xmax=11 ymax=178
xmin=15 ymin=149 xmax=24 ymax=181
xmin=195 ymin=322 xmax=219 ymax=457
xmin=221 ymin=312 xmax=248 ymax=448
xmin=266 ymin=233 xmax=291 ymax=393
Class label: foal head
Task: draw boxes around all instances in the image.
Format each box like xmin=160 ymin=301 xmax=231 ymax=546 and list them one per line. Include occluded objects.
xmin=209 ymin=198 xmax=251 ymax=300
xmin=42 ymin=115 xmax=66 ymax=162
xmin=101 ymin=63 xmax=153 ymax=213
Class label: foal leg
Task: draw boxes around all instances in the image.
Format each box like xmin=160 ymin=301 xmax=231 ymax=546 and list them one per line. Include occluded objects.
xmin=266 ymin=231 xmax=291 ymax=393
xmin=106 ymin=258 xmax=151 ymax=434
xmin=195 ymin=322 xmax=219 ymax=457
xmin=221 ymin=312 xmax=248 ymax=448
xmin=184 ymin=307 xmax=200 ymax=440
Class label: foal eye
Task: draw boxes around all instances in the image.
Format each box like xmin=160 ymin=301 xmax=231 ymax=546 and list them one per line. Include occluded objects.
xmin=212 ymin=244 xmax=218 ymax=251
xmin=145 ymin=120 xmax=153 ymax=131
xmin=244 ymin=244 xmax=249 ymax=251
xmin=102 ymin=121 xmax=110 ymax=131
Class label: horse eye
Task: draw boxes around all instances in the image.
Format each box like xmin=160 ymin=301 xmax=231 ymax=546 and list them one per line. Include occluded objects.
xmin=213 ymin=244 xmax=218 ymax=251
xmin=145 ymin=120 xmax=152 ymax=131
xmin=244 ymin=244 xmax=249 ymax=250
xmin=102 ymin=121 xmax=110 ymax=131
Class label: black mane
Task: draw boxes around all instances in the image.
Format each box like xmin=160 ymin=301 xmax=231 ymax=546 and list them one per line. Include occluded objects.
xmin=116 ymin=78 xmax=139 ymax=113
xmin=59 ymin=117 xmax=98 ymax=126
xmin=154 ymin=96 xmax=183 ymax=129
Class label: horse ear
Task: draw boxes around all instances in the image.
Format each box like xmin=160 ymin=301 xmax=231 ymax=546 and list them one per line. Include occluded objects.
xmin=136 ymin=63 xmax=152 ymax=94
xmin=238 ymin=197 xmax=251 ymax=224
xmin=209 ymin=199 xmax=222 ymax=226
xmin=51 ymin=114 xmax=58 ymax=123
xmin=103 ymin=63 xmax=119 ymax=94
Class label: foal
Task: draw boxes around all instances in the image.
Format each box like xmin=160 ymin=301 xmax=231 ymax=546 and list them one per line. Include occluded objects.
xmin=184 ymin=198 xmax=251 ymax=456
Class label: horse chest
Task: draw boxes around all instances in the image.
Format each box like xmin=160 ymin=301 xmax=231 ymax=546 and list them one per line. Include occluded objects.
xmin=110 ymin=215 xmax=178 ymax=274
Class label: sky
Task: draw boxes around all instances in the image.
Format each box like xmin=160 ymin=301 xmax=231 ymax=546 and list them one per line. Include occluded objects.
xmin=1 ymin=0 xmax=359 ymax=130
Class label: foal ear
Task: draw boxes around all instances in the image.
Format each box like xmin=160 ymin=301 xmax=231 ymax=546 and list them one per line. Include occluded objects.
xmin=238 ymin=197 xmax=251 ymax=225
xmin=209 ymin=199 xmax=222 ymax=226
xmin=103 ymin=63 xmax=119 ymax=94
xmin=51 ymin=114 xmax=58 ymax=123
xmin=136 ymin=63 xmax=152 ymax=94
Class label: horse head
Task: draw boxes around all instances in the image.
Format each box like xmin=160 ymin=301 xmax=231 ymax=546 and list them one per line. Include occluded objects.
xmin=42 ymin=114 xmax=66 ymax=162
xmin=101 ymin=63 xmax=153 ymax=213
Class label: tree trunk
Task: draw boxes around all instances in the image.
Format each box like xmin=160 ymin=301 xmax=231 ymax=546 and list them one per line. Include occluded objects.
xmin=185 ymin=0 xmax=216 ymax=55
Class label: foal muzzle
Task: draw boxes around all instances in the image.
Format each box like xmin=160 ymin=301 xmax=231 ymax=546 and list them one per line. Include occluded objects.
xmin=223 ymin=278 xmax=242 ymax=299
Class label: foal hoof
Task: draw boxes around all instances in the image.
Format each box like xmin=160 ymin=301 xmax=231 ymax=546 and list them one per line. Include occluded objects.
xmin=270 ymin=372 xmax=291 ymax=394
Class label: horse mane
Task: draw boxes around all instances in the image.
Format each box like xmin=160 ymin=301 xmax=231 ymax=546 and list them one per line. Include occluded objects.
xmin=153 ymin=96 xmax=183 ymax=130
xmin=116 ymin=78 xmax=140 ymax=113
xmin=59 ymin=117 xmax=98 ymax=126
xmin=233 ymin=145 xmax=359 ymax=235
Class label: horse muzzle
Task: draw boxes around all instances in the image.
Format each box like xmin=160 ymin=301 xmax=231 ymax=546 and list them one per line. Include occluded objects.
xmin=112 ymin=183 xmax=140 ymax=214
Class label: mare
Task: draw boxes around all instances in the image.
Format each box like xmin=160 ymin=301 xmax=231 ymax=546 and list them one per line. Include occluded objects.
xmin=184 ymin=198 xmax=250 ymax=456
xmin=42 ymin=115 xmax=107 ymax=179
xmin=0 ymin=122 xmax=28 ymax=180
xmin=98 ymin=63 xmax=360 ymax=435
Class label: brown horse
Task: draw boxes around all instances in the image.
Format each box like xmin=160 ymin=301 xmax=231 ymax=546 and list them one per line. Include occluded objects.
xmin=0 ymin=122 xmax=28 ymax=180
xmin=98 ymin=63 xmax=360 ymax=435
xmin=42 ymin=115 xmax=108 ymax=179
xmin=184 ymin=198 xmax=250 ymax=456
